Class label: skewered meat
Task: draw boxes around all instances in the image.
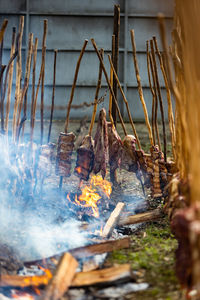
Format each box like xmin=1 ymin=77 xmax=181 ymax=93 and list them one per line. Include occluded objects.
xmin=121 ymin=135 xmax=144 ymax=193
xmin=107 ymin=123 xmax=123 ymax=182
xmin=56 ymin=132 xmax=76 ymax=177
xmin=93 ymin=108 xmax=109 ymax=179
xmin=38 ymin=143 xmax=56 ymax=176
xmin=146 ymin=145 xmax=164 ymax=198
xmin=74 ymin=134 xmax=94 ymax=181
xmin=121 ymin=135 xmax=138 ymax=172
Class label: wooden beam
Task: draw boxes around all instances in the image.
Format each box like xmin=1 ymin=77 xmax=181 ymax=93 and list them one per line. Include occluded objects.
xmin=42 ymin=253 xmax=78 ymax=300
xmin=119 ymin=209 xmax=163 ymax=226
xmin=70 ymin=237 xmax=130 ymax=259
xmin=102 ymin=202 xmax=125 ymax=238
xmin=71 ymin=264 xmax=133 ymax=287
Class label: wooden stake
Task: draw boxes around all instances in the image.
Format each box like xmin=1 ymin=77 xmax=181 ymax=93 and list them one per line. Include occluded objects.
xmin=119 ymin=208 xmax=163 ymax=226
xmin=102 ymin=202 xmax=125 ymax=238
xmin=16 ymin=32 xmax=33 ymax=141
xmin=88 ymin=48 xmax=104 ymax=136
xmin=5 ymin=27 xmax=16 ymax=134
xmin=2 ymin=31 xmax=19 ymax=133
xmin=30 ymin=37 xmax=38 ymax=142
xmin=146 ymin=41 xmax=156 ymax=145
xmin=41 ymin=19 xmax=48 ymax=145
xmin=150 ymin=39 xmax=167 ymax=161
xmin=0 ymin=19 xmax=8 ymax=45
xmin=108 ymin=54 xmax=141 ymax=149
xmin=47 ymin=49 xmax=58 ymax=143
xmin=130 ymin=29 xmax=153 ymax=146
xmin=42 ymin=253 xmax=78 ymax=300
xmin=112 ymin=5 xmax=120 ymax=126
xmin=91 ymin=38 xmax=127 ymax=136
xmin=108 ymin=35 xmax=115 ymax=127
xmin=149 ymin=51 xmax=161 ymax=149
xmin=12 ymin=16 xmax=24 ymax=141
xmin=64 ymin=39 xmax=88 ymax=133
xmin=30 ymin=47 xmax=46 ymax=144
xmin=153 ymin=36 xmax=176 ymax=160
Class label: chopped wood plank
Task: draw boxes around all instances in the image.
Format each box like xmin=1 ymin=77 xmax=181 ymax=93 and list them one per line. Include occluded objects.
xmin=0 ymin=273 xmax=52 ymax=288
xmin=70 ymin=237 xmax=130 ymax=259
xmin=119 ymin=209 xmax=163 ymax=226
xmin=42 ymin=252 xmax=78 ymax=300
xmin=71 ymin=264 xmax=133 ymax=287
xmin=102 ymin=202 xmax=125 ymax=238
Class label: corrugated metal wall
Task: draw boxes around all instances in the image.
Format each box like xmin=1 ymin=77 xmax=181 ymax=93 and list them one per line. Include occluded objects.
xmin=0 ymin=0 xmax=174 ymax=121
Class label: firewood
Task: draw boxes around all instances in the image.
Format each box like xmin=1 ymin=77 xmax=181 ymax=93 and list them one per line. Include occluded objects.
xmin=70 ymin=237 xmax=130 ymax=259
xmin=102 ymin=202 xmax=125 ymax=238
xmin=119 ymin=208 xmax=163 ymax=226
xmin=82 ymin=259 xmax=100 ymax=272
xmin=71 ymin=264 xmax=134 ymax=287
xmin=42 ymin=253 xmax=78 ymax=300
xmin=0 ymin=273 xmax=52 ymax=288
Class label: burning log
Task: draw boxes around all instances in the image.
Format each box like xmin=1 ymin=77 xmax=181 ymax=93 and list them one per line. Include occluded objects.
xmin=43 ymin=253 xmax=78 ymax=300
xmin=71 ymin=264 xmax=134 ymax=287
xmin=0 ymin=271 xmax=52 ymax=288
xmin=119 ymin=209 xmax=163 ymax=226
xmin=70 ymin=237 xmax=130 ymax=259
xmin=102 ymin=202 xmax=125 ymax=238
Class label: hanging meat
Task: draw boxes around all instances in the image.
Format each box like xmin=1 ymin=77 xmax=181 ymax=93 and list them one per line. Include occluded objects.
xmin=56 ymin=132 xmax=76 ymax=177
xmin=74 ymin=134 xmax=94 ymax=181
xmin=121 ymin=135 xmax=145 ymax=193
xmin=93 ymin=108 xmax=109 ymax=179
xmin=107 ymin=123 xmax=123 ymax=182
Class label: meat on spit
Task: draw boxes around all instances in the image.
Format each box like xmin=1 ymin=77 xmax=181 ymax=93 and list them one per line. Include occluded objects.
xmin=93 ymin=108 xmax=109 ymax=179
xmin=74 ymin=134 xmax=94 ymax=181
xmin=56 ymin=132 xmax=76 ymax=177
xmin=107 ymin=122 xmax=123 ymax=182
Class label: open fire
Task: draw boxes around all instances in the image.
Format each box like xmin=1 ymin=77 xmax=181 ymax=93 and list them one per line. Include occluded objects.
xmin=67 ymin=175 xmax=112 ymax=218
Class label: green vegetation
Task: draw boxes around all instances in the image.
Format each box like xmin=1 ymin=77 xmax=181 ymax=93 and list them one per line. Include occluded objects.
xmin=107 ymin=218 xmax=184 ymax=299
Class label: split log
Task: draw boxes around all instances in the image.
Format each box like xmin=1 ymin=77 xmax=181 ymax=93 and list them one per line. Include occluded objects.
xmin=70 ymin=237 xmax=130 ymax=259
xmin=0 ymin=273 xmax=52 ymax=288
xmin=102 ymin=202 xmax=125 ymax=238
xmin=42 ymin=253 xmax=78 ymax=300
xmin=71 ymin=264 xmax=134 ymax=287
xmin=119 ymin=208 xmax=163 ymax=226
xmin=0 ymin=264 xmax=133 ymax=290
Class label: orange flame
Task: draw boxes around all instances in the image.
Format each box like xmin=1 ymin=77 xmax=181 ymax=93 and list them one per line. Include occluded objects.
xmin=67 ymin=175 xmax=112 ymax=218
xmin=76 ymin=166 xmax=82 ymax=174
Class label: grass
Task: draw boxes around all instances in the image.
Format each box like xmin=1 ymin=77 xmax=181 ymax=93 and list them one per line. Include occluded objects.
xmin=106 ymin=218 xmax=184 ymax=299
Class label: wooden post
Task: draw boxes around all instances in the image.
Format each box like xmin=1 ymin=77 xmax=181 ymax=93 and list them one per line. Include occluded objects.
xmin=47 ymin=49 xmax=58 ymax=143
xmin=112 ymin=5 xmax=120 ymax=126
xmin=41 ymin=19 xmax=48 ymax=145
xmin=5 ymin=27 xmax=16 ymax=134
